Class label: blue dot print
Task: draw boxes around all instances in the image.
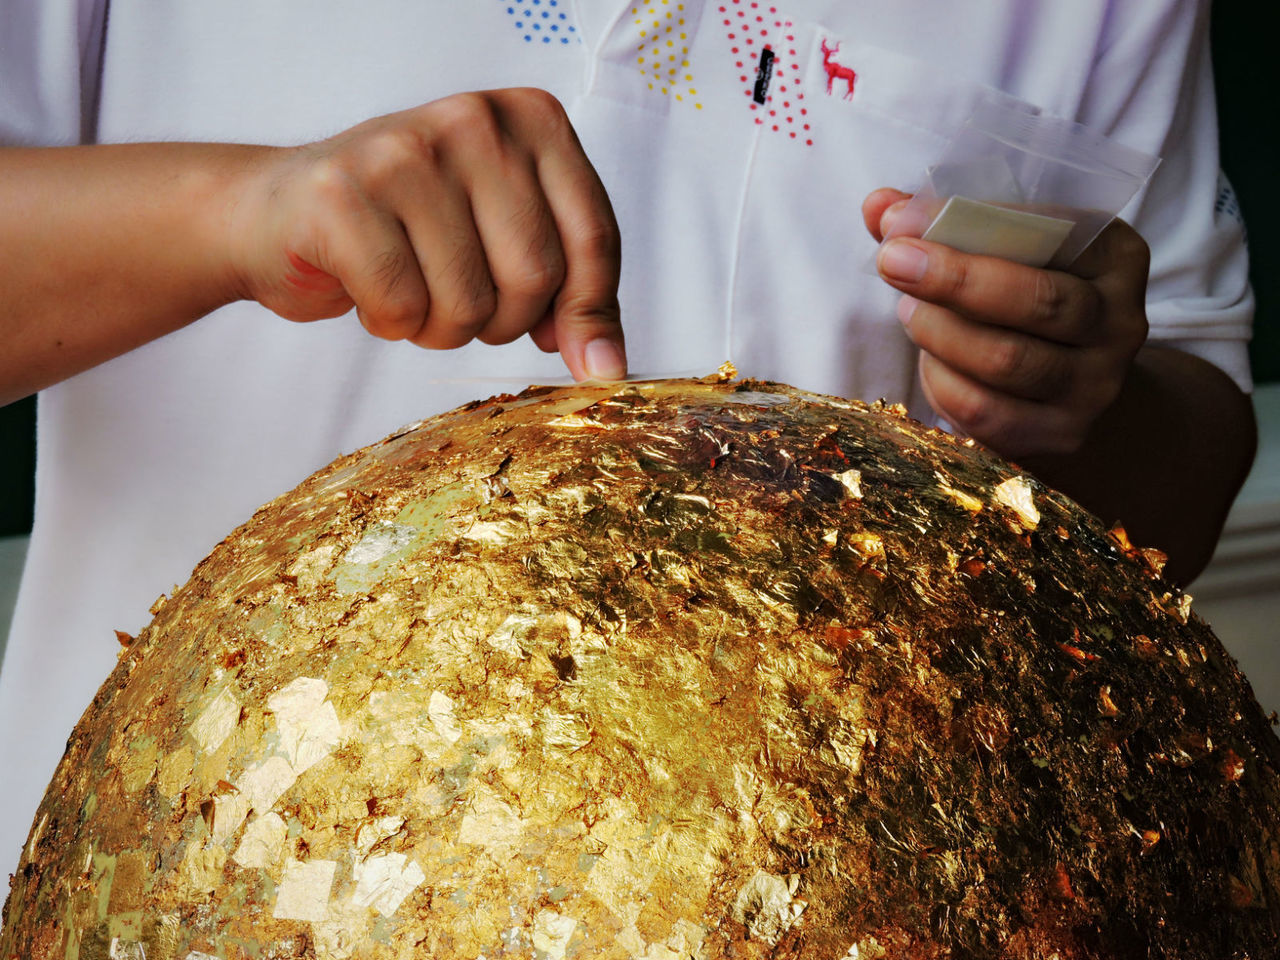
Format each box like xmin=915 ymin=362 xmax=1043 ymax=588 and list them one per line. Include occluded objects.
xmin=502 ymin=0 xmax=580 ymax=44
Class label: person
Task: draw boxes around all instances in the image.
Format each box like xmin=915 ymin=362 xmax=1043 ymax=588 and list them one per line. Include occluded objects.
xmin=0 ymin=0 xmax=1255 ymax=884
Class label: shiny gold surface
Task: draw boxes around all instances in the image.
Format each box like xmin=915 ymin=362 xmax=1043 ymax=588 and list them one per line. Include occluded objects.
xmin=4 ymin=374 xmax=1279 ymax=959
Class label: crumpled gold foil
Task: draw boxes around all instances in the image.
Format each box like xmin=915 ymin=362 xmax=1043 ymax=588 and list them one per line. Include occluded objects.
xmin=3 ymin=375 xmax=1279 ymax=959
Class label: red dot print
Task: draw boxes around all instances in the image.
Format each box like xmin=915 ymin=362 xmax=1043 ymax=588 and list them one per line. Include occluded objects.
xmin=720 ymin=7 xmax=811 ymax=147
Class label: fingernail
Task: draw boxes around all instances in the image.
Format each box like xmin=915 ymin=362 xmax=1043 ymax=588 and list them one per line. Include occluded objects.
xmin=879 ymin=240 xmax=928 ymax=282
xmin=897 ymin=294 xmax=919 ymax=326
xmin=584 ymin=338 xmax=627 ymax=381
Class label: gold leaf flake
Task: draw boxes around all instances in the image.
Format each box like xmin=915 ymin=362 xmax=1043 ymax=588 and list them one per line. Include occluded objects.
xmin=156 ymin=746 xmax=194 ymax=799
xmin=351 ymin=852 xmax=426 ymax=916
xmin=427 ymin=691 xmax=463 ymax=745
xmin=232 ymin=812 xmax=287 ymax=869
xmin=237 ymin=756 xmax=297 ymax=813
xmin=180 ymin=841 xmax=227 ymax=895
xmin=118 ymin=736 xmax=159 ymax=794
xmin=936 ymin=473 xmax=984 ymax=513
xmin=191 ymin=687 xmax=241 ymax=755
xmin=268 ymin=677 xmax=342 ymax=774
xmin=531 ymin=910 xmax=578 ymax=960
xmin=992 ymin=476 xmax=1039 ymax=530
xmin=355 ymin=816 xmax=406 ymax=857
xmin=273 ymin=858 xmax=337 ymax=922
xmin=487 ymin=612 xmax=540 ymax=656
xmin=458 ymin=786 xmax=526 ymax=854
xmin=210 ymin=791 xmax=251 ymax=845
xmin=731 ymin=870 xmax=804 ymax=945
xmin=843 ymin=938 xmax=887 ymax=959
xmin=834 ymin=469 xmax=863 ymax=499
xmin=546 ymin=414 xmax=607 ymax=430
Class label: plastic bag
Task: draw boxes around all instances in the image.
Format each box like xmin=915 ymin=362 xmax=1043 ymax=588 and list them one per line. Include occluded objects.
xmin=880 ymin=97 xmax=1161 ymax=270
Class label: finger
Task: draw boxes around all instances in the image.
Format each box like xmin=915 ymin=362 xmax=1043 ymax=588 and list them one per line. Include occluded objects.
xmin=897 ymin=295 xmax=1076 ymax=402
xmin=877 ymin=238 xmax=1106 ymax=347
xmin=1065 ymin=218 xmax=1150 ymax=317
xmin=467 ymin=159 xmax=566 ymax=346
xmin=918 ymin=351 xmax=1085 ymax=459
xmin=394 ymin=173 xmax=498 ymax=351
xmin=501 ymin=90 xmax=625 ymax=381
xmin=861 ymin=188 xmax=911 ymax=242
xmin=307 ymin=197 xmax=429 ymax=342
xmin=528 ymin=313 xmax=558 ymax=353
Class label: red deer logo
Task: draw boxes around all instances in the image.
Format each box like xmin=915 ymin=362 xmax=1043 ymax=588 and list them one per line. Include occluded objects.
xmin=821 ymin=38 xmax=857 ymax=99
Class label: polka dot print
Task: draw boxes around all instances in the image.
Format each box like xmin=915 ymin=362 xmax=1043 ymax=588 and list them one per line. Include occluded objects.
xmin=718 ymin=1 xmax=811 ymax=146
xmin=502 ymin=0 xmax=579 ymax=45
xmin=633 ymin=2 xmax=703 ymax=109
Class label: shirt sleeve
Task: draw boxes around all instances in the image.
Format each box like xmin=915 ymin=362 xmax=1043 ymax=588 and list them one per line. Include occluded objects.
xmin=1078 ymin=0 xmax=1254 ymax=393
xmin=0 ymin=0 xmax=109 ymax=146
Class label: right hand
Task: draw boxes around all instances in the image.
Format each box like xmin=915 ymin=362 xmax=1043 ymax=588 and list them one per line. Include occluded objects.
xmin=228 ymin=88 xmax=627 ymax=381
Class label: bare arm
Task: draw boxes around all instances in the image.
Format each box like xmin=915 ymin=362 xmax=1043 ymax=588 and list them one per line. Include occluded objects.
xmin=1018 ymin=344 xmax=1255 ymax=585
xmin=0 ymin=88 xmax=627 ymax=407
xmin=0 ymin=143 xmax=254 ymax=405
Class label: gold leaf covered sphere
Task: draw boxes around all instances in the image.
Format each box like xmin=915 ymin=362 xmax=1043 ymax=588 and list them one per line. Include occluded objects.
xmin=3 ymin=376 xmax=1279 ymax=959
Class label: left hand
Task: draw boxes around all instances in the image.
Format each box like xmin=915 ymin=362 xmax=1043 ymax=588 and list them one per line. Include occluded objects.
xmin=863 ymin=188 xmax=1150 ymax=459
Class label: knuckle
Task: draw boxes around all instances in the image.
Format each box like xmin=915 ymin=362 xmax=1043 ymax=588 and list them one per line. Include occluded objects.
xmin=360 ymin=126 xmax=436 ymax=190
xmin=573 ymin=217 xmax=622 ymax=265
xmin=1114 ymin=222 xmax=1151 ymax=269
xmin=364 ymin=297 xmax=424 ymax=341
xmin=500 ymin=202 xmax=566 ymax=298
xmin=505 ymin=253 xmax=565 ymax=301
xmin=442 ymin=280 xmax=498 ymax=334
xmin=430 ymin=92 xmax=502 ymax=149
xmin=987 ymin=336 xmax=1029 ymax=384
xmin=510 ymin=87 xmax=570 ymax=132
xmin=1030 ymin=271 xmax=1069 ymax=324
xmin=946 ymin=386 xmax=996 ymax=439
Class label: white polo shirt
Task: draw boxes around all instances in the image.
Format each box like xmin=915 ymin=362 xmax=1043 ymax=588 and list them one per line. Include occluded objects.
xmin=0 ymin=0 xmax=1253 ymax=879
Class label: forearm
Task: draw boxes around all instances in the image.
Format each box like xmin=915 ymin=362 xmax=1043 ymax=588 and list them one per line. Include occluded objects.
xmin=1019 ymin=344 xmax=1256 ymax=585
xmin=0 ymin=143 xmax=268 ymax=405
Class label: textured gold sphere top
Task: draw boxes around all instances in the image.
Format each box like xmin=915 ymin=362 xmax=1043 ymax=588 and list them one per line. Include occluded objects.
xmin=3 ymin=373 xmax=1279 ymax=960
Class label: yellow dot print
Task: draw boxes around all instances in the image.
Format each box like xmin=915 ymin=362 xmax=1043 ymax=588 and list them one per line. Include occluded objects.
xmin=634 ymin=1 xmax=700 ymax=109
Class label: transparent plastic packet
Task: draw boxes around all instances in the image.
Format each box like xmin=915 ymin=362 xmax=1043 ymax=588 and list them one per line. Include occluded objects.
xmin=877 ymin=96 xmax=1161 ymax=270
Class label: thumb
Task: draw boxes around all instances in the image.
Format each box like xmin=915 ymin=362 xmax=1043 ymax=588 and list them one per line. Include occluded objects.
xmin=555 ymin=291 xmax=627 ymax=381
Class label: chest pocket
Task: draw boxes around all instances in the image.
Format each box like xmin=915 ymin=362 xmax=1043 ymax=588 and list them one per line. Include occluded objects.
xmin=726 ymin=23 xmax=1042 ymax=412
